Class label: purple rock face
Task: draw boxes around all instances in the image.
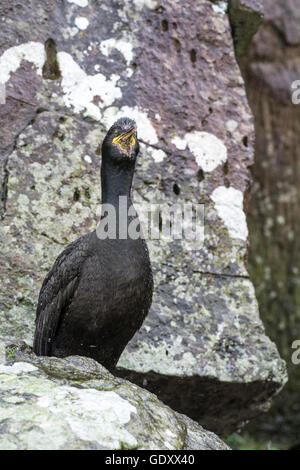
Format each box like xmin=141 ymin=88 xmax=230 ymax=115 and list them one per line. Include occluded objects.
xmin=0 ymin=0 xmax=286 ymax=435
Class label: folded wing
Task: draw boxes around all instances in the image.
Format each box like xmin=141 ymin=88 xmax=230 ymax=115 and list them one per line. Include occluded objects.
xmin=33 ymin=234 xmax=90 ymax=355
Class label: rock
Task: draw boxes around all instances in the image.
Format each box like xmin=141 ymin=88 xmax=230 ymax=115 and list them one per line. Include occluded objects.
xmin=238 ymin=0 xmax=300 ymax=445
xmin=0 ymin=0 xmax=286 ymax=435
xmin=0 ymin=340 xmax=229 ymax=450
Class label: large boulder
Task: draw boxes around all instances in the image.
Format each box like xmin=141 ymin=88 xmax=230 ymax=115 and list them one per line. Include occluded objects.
xmin=0 ymin=340 xmax=229 ymax=450
xmin=0 ymin=0 xmax=287 ymax=435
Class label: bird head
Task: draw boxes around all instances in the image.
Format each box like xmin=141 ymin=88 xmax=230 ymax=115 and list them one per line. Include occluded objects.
xmin=101 ymin=117 xmax=139 ymax=163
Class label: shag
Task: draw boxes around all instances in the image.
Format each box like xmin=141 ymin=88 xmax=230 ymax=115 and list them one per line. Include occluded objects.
xmin=33 ymin=117 xmax=153 ymax=370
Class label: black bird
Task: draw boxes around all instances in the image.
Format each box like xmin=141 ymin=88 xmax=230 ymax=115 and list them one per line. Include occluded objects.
xmin=33 ymin=117 xmax=153 ymax=370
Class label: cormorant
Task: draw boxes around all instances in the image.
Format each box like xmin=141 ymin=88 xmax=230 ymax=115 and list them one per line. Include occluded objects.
xmin=33 ymin=117 xmax=153 ymax=370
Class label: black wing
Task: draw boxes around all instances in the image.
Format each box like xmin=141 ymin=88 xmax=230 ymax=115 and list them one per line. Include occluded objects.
xmin=33 ymin=233 xmax=91 ymax=356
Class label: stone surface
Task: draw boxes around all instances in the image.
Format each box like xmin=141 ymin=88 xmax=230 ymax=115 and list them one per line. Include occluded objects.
xmin=239 ymin=0 xmax=300 ymax=445
xmin=0 ymin=340 xmax=229 ymax=450
xmin=0 ymin=0 xmax=286 ymax=435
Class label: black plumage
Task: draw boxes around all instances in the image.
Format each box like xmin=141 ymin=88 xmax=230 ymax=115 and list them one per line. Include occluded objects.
xmin=33 ymin=117 xmax=153 ymax=370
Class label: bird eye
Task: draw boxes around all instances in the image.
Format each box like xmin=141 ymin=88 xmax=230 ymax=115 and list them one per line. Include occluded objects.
xmin=114 ymin=130 xmax=118 ymax=136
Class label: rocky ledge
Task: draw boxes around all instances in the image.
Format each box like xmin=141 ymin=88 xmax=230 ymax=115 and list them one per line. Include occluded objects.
xmin=0 ymin=340 xmax=229 ymax=450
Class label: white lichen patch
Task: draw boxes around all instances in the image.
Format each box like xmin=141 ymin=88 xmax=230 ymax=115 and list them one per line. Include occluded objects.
xmin=103 ymin=106 xmax=158 ymax=144
xmin=0 ymin=362 xmax=38 ymax=375
xmin=171 ymin=135 xmax=187 ymax=151
xmin=186 ymin=131 xmax=227 ymax=172
xmin=126 ymin=68 xmax=134 ymax=78
xmin=212 ymin=1 xmax=227 ymax=15
xmin=211 ymin=186 xmax=248 ymax=241
xmin=36 ymin=387 xmax=137 ymax=448
xmin=130 ymin=0 xmax=158 ymax=10
xmin=74 ymin=16 xmax=89 ymax=30
xmin=67 ymin=0 xmax=88 ymax=6
xmin=171 ymin=131 xmax=227 ymax=172
xmin=226 ymin=120 xmax=238 ymax=133
xmin=0 ymin=42 xmax=122 ymax=121
xmin=84 ymin=154 xmax=92 ymax=163
xmin=62 ymin=26 xmax=79 ymax=39
xmin=100 ymin=37 xmax=134 ymax=66
xmin=58 ymin=52 xmax=121 ymax=120
xmin=150 ymin=148 xmax=167 ymax=163
xmin=0 ymin=42 xmax=45 ymax=84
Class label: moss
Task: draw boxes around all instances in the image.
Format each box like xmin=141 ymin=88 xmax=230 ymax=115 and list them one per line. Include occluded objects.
xmin=228 ymin=0 xmax=264 ymax=57
xmin=225 ymin=432 xmax=283 ymax=450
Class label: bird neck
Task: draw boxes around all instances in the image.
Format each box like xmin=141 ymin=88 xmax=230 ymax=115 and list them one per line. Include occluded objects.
xmin=98 ymin=157 xmax=140 ymax=241
xmin=101 ymin=159 xmax=134 ymax=207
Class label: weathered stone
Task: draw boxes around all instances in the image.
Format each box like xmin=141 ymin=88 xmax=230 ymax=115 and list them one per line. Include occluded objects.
xmin=0 ymin=0 xmax=286 ymax=436
xmin=0 ymin=340 xmax=229 ymax=450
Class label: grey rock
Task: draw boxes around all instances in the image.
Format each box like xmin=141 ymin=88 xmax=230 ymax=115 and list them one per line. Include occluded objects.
xmin=0 ymin=340 xmax=229 ymax=450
